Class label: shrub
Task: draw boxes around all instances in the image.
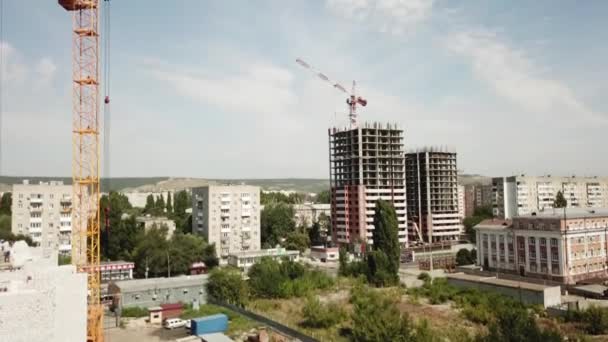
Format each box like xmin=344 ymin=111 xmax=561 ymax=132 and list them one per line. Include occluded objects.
xmin=301 ymin=296 xmax=346 ymax=328
xmin=583 ymin=306 xmax=608 ymax=335
xmin=417 ymin=272 xmax=431 ymax=283
xmin=121 ymin=306 xmax=148 ymax=318
xmin=456 ymin=248 xmax=474 ymax=266
xmin=207 ymin=267 xmax=249 ymax=306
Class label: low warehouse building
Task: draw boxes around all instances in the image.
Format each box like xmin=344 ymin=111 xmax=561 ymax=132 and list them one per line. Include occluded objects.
xmin=109 ymin=274 xmax=208 ymax=310
xmin=447 ymin=272 xmax=561 ymax=308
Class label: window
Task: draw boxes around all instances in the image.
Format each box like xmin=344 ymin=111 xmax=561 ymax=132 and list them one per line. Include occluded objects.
xmin=550 ymin=238 xmax=558 ymax=247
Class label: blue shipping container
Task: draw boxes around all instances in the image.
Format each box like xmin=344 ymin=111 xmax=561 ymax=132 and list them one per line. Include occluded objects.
xmin=191 ymin=314 xmax=228 ymax=336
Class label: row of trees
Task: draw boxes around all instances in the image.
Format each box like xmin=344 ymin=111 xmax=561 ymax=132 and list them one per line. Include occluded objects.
xmin=260 ymin=190 xmax=330 ymax=206
xmin=260 ymin=202 xmax=328 ymax=252
xmin=100 ymin=191 xmax=215 ymax=277
xmin=206 ymin=257 xmax=334 ymax=307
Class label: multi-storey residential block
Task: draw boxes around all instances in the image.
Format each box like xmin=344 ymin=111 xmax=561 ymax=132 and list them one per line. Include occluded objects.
xmin=475 ymin=208 xmax=608 ymax=284
xmin=458 ymin=185 xmax=465 ymax=218
xmin=405 ymin=148 xmax=462 ymax=243
xmin=293 ymin=203 xmax=330 ymax=228
xmin=328 ymin=122 xmax=408 ymax=250
xmin=492 ymin=175 xmax=608 ymax=219
xmin=463 ymin=184 xmax=493 ymax=217
xmin=11 ymin=180 xmax=74 ymax=255
xmin=191 ymin=185 xmax=261 ymax=261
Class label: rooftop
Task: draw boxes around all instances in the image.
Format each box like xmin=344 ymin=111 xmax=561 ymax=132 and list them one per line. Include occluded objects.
xmin=199 ymin=332 xmax=234 ymax=342
xmin=518 ymin=208 xmax=608 ymax=220
xmin=474 ymin=219 xmax=512 ymax=230
xmin=293 ymin=203 xmax=331 ymax=210
xmin=447 ymin=273 xmax=558 ymax=292
xmin=112 ymin=274 xmax=208 ymax=292
xmin=228 ymin=248 xmax=299 ymax=258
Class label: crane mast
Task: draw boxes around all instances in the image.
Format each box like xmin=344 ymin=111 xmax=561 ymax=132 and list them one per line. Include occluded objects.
xmin=58 ymin=1 xmax=102 ymax=341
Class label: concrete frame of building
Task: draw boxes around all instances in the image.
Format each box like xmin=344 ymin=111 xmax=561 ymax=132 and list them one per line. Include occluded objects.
xmin=405 ymin=148 xmax=463 ymax=244
xmin=475 ymin=209 xmax=608 ymax=284
xmin=328 ymin=122 xmax=408 ymax=250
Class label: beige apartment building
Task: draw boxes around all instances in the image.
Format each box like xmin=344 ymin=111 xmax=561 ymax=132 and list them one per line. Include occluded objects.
xmin=191 ymin=185 xmax=261 ymax=261
xmin=492 ymin=175 xmax=608 ymax=219
xmin=475 ymin=208 xmax=608 ymax=284
xmin=11 ymin=180 xmax=74 ymax=256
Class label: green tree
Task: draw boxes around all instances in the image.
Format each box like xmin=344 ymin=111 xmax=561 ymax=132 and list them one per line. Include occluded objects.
xmin=351 ymin=286 xmax=414 ymax=341
xmin=132 ymin=225 xmax=170 ymax=278
xmin=583 ymin=306 xmax=608 ymax=335
xmin=315 ymin=190 xmax=331 ymax=204
xmin=156 ymin=194 xmax=165 ymax=213
xmin=338 ymin=247 xmax=348 ymax=276
xmin=166 ymin=192 xmax=173 ymax=214
xmin=167 ymin=232 xmax=208 ymax=275
xmin=554 ymin=191 xmax=567 ymax=208
xmin=283 ymin=230 xmax=310 ymax=252
xmin=100 ymin=192 xmax=139 ymax=261
xmin=207 ymin=267 xmax=248 ymax=307
xmin=0 ymin=192 xmax=12 ymax=215
xmin=463 ymin=207 xmax=493 ymax=243
xmin=261 ymin=203 xmax=295 ymax=247
xmin=173 ymin=190 xmax=191 ymax=218
xmin=0 ymin=214 xmax=10 ymax=234
xmin=247 ymin=257 xmax=288 ymax=298
xmin=201 ymin=242 xmax=219 ymax=269
xmin=367 ymin=200 xmax=400 ymax=286
xmin=58 ymin=255 xmax=71 ymax=265
xmin=144 ymin=194 xmax=155 ymax=213
xmin=456 ymin=248 xmax=474 ymax=266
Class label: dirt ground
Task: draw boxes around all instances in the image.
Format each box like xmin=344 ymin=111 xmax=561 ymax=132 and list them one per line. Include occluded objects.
xmin=104 ymin=318 xmax=190 ymax=342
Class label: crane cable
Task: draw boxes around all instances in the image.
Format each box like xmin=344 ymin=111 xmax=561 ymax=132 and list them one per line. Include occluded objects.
xmin=102 ymin=0 xmax=111 ymax=232
xmin=0 ymin=0 xmax=4 ymax=178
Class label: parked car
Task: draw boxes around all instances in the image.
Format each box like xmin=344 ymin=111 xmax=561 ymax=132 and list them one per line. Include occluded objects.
xmin=185 ymin=319 xmax=191 ymax=329
xmin=164 ymin=318 xmax=186 ymax=330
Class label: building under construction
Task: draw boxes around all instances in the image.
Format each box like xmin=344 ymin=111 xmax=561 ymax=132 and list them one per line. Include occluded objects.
xmin=328 ymin=122 xmax=408 ymax=250
xmin=405 ymin=147 xmax=462 ymax=244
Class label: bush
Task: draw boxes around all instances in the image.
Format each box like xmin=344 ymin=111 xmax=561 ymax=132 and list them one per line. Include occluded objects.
xmin=121 ymin=306 xmax=148 ymax=318
xmin=301 ymin=296 xmax=346 ymax=328
xmin=456 ymin=249 xmax=474 ymax=266
xmin=207 ymin=267 xmax=248 ymax=306
xmin=583 ymin=306 xmax=608 ymax=335
xmin=248 ymin=258 xmax=333 ymax=299
xmin=417 ymin=272 xmax=431 ymax=283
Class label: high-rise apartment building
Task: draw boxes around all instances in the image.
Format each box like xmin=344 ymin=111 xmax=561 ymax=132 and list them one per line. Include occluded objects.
xmin=405 ymin=148 xmax=462 ymax=243
xmin=328 ymin=122 xmax=408 ymax=249
xmin=458 ymin=185 xmax=465 ymax=218
xmin=11 ymin=180 xmax=74 ymax=255
xmin=191 ymin=185 xmax=261 ymax=261
xmin=492 ymin=175 xmax=608 ymax=219
xmin=463 ymin=184 xmax=493 ymax=217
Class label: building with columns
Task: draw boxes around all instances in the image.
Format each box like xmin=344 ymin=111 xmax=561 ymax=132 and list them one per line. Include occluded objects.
xmin=475 ymin=208 xmax=608 ymax=284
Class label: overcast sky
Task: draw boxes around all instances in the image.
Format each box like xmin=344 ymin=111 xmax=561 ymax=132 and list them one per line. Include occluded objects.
xmin=0 ymin=1 xmax=606 ymax=178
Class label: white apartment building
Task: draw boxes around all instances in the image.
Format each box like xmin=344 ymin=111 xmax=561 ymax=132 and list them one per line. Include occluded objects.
xmin=192 ymin=185 xmax=261 ymax=261
xmin=11 ymin=180 xmax=74 ymax=255
xmin=475 ymin=208 xmax=608 ymax=284
xmin=492 ymin=175 xmax=608 ymax=219
xmin=293 ymin=203 xmax=331 ymax=227
xmin=458 ymin=185 xmax=465 ymax=219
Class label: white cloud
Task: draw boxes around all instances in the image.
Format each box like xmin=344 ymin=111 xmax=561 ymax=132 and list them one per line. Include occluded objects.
xmin=149 ymin=63 xmax=296 ymax=117
xmin=326 ymin=0 xmax=434 ymax=34
xmin=0 ymin=41 xmax=28 ymax=84
xmin=35 ymin=57 xmax=57 ymax=84
xmin=446 ymin=29 xmax=604 ymax=123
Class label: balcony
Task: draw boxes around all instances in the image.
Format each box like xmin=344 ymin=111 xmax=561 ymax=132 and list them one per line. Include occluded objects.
xmin=59 ymin=225 xmax=72 ymax=233
xmin=30 ymin=197 xmax=43 ymax=204
xmin=59 ymin=244 xmax=72 ymax=252
xmin=30 ymin=217 xmax=43 ymax=224
xmin=60 ymin=216 xmax=71 ymax=223
xmin=241 ymin=211 xmax=251 ymax=217
xmin=220 ymin=212 xmax=230 ymax=218
xmin=29 ymin=227 xmax=42 ymax=234
xmin=60 ymin=197 xmax=72 ymax=204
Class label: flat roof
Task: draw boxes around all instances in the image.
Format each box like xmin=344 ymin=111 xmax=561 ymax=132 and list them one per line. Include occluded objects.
xmin=573 ymin=284 xmax=608 ymax=295
xmin=518 ymin=208 xmax=608 ymax=220
xmin=199 ymin=333 xmax=233 ymax=342
xmin=474 ymin=219 xmax=512 ymax=230
xmin=447 ymin=273 xmax=558 ymax=292
xmin=112 ymin=274 xmax=208 ymax=292
xmin=229 ymin=248 xmax=299 ymax=258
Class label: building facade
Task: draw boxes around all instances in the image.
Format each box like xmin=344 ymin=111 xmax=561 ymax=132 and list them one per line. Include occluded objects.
xmin=11 ymin=180 xmax=74 ymax=255
xmin=463 ymin=184 xmax=493 ymax=218
xmin=293 ymin=203 xmax=331 ymax=228
xmin=475 ymin=208 xmax=608 ymax=284
xmin=192 ymin=185 xmax=261 ymax=261
xmin=458 ymin=185 xmax=465 ymax=219
xmin=405 ymin=148 xmax=462 ymax=243
xmin=328 ymin=122 xmax=408 ymax=250
xmin=227 ymin=247 xmax=300 ymax=272
xmin=136 ymin=216 xmax=177 ymax=239
xmin=492 ymin=175 xmax=608 ymax=219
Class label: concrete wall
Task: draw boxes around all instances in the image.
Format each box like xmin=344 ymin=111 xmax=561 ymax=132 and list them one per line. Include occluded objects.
xmin=113 ymin=282 xmax=208 ymax=310
xmin=0 ymin=258 xmax=87 ymax=342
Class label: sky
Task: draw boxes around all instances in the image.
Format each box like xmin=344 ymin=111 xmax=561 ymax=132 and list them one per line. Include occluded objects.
xmin=0 ymin=0 xmax=607 ymax=178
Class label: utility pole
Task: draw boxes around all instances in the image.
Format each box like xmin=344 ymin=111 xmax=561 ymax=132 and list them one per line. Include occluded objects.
xmin=166 ymin=250 xmax=171 ymax=278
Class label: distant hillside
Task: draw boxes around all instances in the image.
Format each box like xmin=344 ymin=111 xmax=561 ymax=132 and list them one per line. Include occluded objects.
xmin=0 ymin=176 xmax=329 ymax=193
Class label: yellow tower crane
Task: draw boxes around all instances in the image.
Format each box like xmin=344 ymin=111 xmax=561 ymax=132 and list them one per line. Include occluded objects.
xmin=58 ymin=1 xmax=103 ymax=341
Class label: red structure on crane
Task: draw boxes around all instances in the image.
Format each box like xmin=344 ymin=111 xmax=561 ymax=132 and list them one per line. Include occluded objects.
xmin=295 ymin=58 xmax=367 ymax=127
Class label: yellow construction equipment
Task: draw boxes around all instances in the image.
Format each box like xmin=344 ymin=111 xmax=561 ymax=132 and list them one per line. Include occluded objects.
xmin=58 ymin=1 xmax=102 ymax=341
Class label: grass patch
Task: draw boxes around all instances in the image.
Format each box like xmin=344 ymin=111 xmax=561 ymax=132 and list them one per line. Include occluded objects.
xmin=181 ymin=304 xmax=260 ymax=336
xmin=120 ymin=306 xmax=148 ymax=318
